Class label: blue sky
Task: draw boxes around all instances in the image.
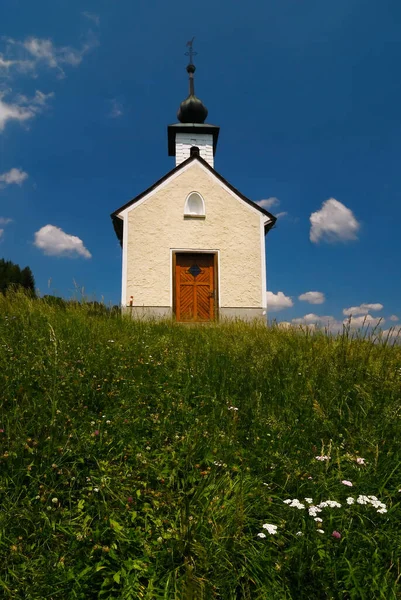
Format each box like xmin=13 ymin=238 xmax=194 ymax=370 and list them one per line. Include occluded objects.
xmin=0 ymin=0 xmax=400 ymax=330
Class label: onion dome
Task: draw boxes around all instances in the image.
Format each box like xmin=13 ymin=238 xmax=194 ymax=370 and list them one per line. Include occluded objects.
xmin=177 ymin=63 xmax=208 ymax=124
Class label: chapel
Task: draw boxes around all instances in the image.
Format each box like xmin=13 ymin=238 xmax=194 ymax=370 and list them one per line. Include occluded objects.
xmin=111 ymin=44 xmax=276 ymax=322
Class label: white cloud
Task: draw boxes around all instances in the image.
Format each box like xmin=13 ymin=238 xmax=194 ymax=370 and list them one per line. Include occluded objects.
xmin=344 ymin=314 xmax=384 ymax=328
xmin=82 ymin=12 xmax=100 ymax=26
xmin=0 ymin=54 xmax=34 ymax=74
xmin=291 ymin=312 xmax=385 ymax=331
xmin=382 ymin=327 xmax=401 ymax=339
xmin=256 ymin=197 xmax=289 ymax=219
xmin=0 ymin=90 xmax=53 ymax=132
xmin=292 ymin=313 xmax=337 ymax=325
xmin=0 ymin=167 xmax=28 ymax=186
xmin=6 ymin=35 xmax=98 ymax=78
xmin=343 ymin=303 xmax=383 ymax=316
xmin=0 ymin=31 xmax=97 ymax=134
xmin=0 ymin=55 xmax=16 ymax=70
xmin=23 ymin=39 xmax=59 ymax=67
xmin=0 ymin=93 xmax=34 ymax=130
xmin=292 ymin=314 xmax=344 ymax=332
xmin=34 ymin=225 xmax=91 ymax=258
xmin=22 ymin=37 xmax=93 ymax=76
xmin=266 ymin=291 xmax=293 ymax=312
xmin=298 ymin=291 xmax=325 ymax=305
xmin=310 ymin=198 xmax=360 ymax=243
xmin=0 ymin=217 xmax=12 ymax=241
xmin=278 ymin=321 xmax=317 ymax=331
xmin=257 ymin=197 xmax=279 ymax=210
xmin=26 ymin=90 xmax=53 ymax=107
xmin=389 ymin=315 xmax=399 ymax=322
xmin=109 ymin=99 xmax=123 ymax=118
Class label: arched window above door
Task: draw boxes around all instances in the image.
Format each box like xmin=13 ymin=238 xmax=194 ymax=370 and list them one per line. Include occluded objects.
xmin=184 ymin=192 xmax=205 ymax=217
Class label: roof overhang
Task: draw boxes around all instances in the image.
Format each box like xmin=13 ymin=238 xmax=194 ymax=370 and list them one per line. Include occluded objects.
xmin=167 ymin=123 xmax=220 ymax=156
xmin=111 ymin=153 xmax=276 ymax=246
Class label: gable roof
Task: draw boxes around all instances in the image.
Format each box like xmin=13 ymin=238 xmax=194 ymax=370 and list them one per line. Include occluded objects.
xmin=111 ymin=149 xmax=277 ymax=245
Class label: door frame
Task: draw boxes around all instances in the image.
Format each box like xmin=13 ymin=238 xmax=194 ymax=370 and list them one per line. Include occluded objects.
xmin=171 ymin=249 xmax=220 ymax=321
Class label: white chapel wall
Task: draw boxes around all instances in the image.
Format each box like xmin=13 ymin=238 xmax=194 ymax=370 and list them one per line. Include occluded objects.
xmin=125 ymin=162 xmax=264 ymax=310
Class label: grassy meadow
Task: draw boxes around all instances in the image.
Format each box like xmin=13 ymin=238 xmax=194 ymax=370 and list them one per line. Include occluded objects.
xmin=1 ymin=290 xmax=401 ymax=599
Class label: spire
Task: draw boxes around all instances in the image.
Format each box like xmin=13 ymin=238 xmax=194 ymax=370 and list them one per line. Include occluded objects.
xmin=185 ymin=37 xmax=196 ymax=96
xmin=177 ymin=38 xmax=208 ymax=124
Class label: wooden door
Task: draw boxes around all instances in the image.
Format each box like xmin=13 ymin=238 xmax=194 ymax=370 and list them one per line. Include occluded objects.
xmin=175 ymin=253 xmax=216 ymax=322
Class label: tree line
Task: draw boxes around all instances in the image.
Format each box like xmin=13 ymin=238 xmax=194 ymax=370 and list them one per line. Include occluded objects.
xmin=0 ymin=259 xmax=120 ymax=314
xmin=0 ymin=258 xmax=36 ymax=296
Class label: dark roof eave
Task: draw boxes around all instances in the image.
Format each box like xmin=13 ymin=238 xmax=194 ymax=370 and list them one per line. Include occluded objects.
xmin=111 ymin=214 xmax=124 ymax=246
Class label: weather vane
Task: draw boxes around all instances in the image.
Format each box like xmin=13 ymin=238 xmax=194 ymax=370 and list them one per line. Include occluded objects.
xmin=185 ymin=37 xmax=197 ymax=65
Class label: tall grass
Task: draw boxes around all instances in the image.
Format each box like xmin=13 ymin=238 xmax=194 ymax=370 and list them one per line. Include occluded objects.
xmin=1 ymin=289 xmax=401 ymax=598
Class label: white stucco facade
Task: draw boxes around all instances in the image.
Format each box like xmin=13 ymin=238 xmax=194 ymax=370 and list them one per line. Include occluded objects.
xmin=115 ymin=158 xmax=273 ymax=320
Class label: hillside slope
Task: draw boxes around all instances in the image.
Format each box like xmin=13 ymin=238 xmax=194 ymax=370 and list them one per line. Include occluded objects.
xmin=1 ymin=291 xmax=401 ymax=599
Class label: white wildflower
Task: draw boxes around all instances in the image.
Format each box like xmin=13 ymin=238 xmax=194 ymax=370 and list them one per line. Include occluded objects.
xmin=341 ymin=480 xmax=353 ymax=487
xmin=377 ymin=508 xmax=387 ymax=514
xmin=228 ymin=406 xmax=239 ymax=411
xmin=288 ymin=499 xmax=305 ymax=509
xmin=317 ymin=529 xmax=325 ymax=534
xmin=304 ymin=498 xmax=313 ymax=504
xmin=315 ymin=455 xmax=330 ymax=462
xmin=314 ymin=517 xmax=323 ymax=523
xmin=346 ymin=497 xmax=355 ymax=505
xmin=257 ymin=532 xmax=266 ymax=538
xmin=262 ymin=523 xmax=278 ymax=535
xmin=296 ymin=531 xmax=303 ymax=536
xmin=325 ymin=501 xmax=342 ymax=508
xmin=356 ymin=457 xmax=366 ymax=465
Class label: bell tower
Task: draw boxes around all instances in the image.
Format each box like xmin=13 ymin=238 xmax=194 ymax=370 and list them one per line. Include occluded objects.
xmin=167 ymin=38 xmax=219 ymax=168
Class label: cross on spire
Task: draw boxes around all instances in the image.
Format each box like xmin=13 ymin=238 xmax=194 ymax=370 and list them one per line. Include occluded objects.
xmin=185 ymin=37 xmax=197 ymax=65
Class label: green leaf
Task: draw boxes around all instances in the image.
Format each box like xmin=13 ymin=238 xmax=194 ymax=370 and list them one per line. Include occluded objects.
xmin=95 ymin=564 xmax=106 ymax=572
xmin=113 ymin=571 xmax=121 ymax=584
xmin=78 ymin=565 xmax=92 ymax=579
xmin=110 ymin=518 xmax=124 ymax=533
